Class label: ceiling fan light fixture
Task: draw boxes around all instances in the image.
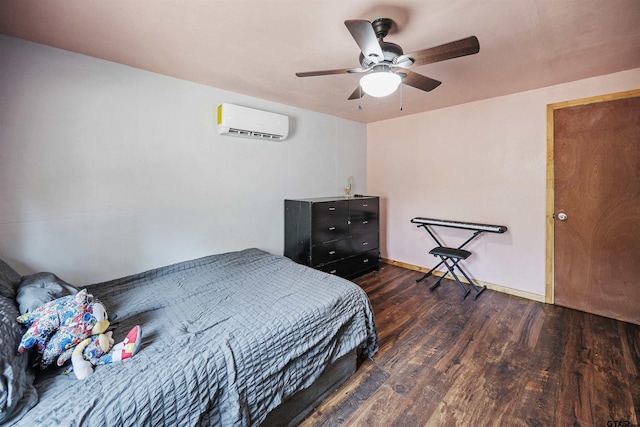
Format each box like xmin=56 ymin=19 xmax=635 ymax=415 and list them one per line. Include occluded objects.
xmin=359 ymin=67 xmax=401 ymax=97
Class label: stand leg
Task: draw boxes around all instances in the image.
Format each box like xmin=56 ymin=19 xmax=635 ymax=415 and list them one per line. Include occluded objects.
xmin=429 ymin=274 xmax=445 ymax=291
xmin=417 ymin=259 xmax=444 ymax=283
xmin=417 ymin=225 xmax=445 ymax=283
xmin=441 ymin=258 xmax=471 ymax=300
xmin=416 ymin=270 xmax=432 ymax=283
xmin=456 ymin=265 xmax=487 ymax=300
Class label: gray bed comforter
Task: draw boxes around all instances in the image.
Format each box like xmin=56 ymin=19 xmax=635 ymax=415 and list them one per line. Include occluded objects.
xmin=12 ymin=248 xmax=378 ymax=426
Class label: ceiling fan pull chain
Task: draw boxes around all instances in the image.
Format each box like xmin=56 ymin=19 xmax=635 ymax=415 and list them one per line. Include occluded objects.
xmin=400 ymin=81 xmax=403 ymax=111
xmin=358 ymin=85 xmax=363 ymax=110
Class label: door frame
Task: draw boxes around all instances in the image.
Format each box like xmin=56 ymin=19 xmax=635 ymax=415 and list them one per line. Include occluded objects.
xmin=545 ymin=88 xmax=640 ymax=304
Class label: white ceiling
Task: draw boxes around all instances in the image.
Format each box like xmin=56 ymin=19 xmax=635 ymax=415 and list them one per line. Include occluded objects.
xmin=1 ymin=0 xmax=639 ymax=123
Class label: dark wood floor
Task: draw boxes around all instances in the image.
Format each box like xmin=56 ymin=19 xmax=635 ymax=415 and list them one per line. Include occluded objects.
xmin=299 ymin=263 xmax=640 ymax=427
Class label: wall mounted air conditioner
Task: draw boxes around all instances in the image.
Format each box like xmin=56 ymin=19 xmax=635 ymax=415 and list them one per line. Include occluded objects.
xmin=216 ymin=103 xmax=289 ymax=141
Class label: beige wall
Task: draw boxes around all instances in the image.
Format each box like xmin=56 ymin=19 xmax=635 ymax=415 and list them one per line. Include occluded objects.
xmin=368 ymin=68 xmax=640 ymax=298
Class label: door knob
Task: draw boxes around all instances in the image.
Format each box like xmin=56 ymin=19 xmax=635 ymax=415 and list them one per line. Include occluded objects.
xmin=557 ymin=212 xmax=568 ymax=221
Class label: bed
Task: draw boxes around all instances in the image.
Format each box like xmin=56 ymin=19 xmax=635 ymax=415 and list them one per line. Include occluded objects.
xmin=0 ymin=248 xmax=378 ymax=426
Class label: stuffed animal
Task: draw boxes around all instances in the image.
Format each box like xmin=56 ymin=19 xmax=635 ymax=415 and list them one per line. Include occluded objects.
xmin=71 ymin=325 xmax=142 ymax=380
xmin=16 ymin=289 xmax=109 ymax=369
xmin=17 ymin=289 xmax=143 ymax=379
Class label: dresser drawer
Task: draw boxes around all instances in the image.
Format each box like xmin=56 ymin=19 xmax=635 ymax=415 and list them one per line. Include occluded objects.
xmin=311 ymin=240 xmax=350 ymax=267
xmin=348 ymin=199 xmax=378 ymax=218
xmin=350 ymin=232 xmax=379 ymax=253
xmin=311 ymin=222 xmax=349 ymax=244
xmin=312 ymin=201 xmax=349 ymax=225
xmin=317 ymin=250 xmax=379 ymax=278
xmin=347 ymin=250 xmax=379 ymax=277
xmin=349 ymin=217 xmax=378 ymax=236
xmin=317 ymin=261 xmax=349 ymax=277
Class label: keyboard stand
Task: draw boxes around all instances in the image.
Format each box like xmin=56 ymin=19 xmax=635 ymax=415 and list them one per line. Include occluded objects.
xmin=411 ymin=217 xmax=508 ymax=300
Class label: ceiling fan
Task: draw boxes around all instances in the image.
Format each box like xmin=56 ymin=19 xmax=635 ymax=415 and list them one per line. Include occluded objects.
xmin=296 ymin=18 xmax=479 ymax=99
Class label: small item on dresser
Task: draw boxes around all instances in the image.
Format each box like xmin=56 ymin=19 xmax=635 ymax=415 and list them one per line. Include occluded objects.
xmin=344 ymin=177 xmax=353 ymax=198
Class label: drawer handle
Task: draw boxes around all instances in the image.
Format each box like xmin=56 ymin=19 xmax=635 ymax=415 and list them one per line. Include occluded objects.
xmin=328 ymin=226 xmax=336 ymax=231
xmin=362 ymin=242 xmax=368 ymax=246
xmin=362 ymin=204 xmax=368 ymax=207
xmin=330 ymin=269 xmax=337 ymax=274
xmin=363 ymin=259 xmax=369 ymax=263
xmin=329 ymin=250 xmax=336 ymax=255
xmin=329 ymin=207 xmax=336 ymax=211
xmin=362 ymin=220 xmax=368 ymax=224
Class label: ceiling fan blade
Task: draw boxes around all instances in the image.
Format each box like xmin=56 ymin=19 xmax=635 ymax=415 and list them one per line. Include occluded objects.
xmin=344 ymin=20 xmax=384 ymax=63
xmin=399 ymin=69 xmax=442 ymax=92
xmin=348 ymin=86 xmax=364 ymax=100
xmin=296 ymin=67 xmax=365 ymax=77
xmin=395 ymin=36 xmax=480 ymax=68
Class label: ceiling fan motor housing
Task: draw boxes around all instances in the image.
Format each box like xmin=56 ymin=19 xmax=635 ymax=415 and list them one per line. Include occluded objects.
xmin=359 ymin=41 xmax=403 ymax=67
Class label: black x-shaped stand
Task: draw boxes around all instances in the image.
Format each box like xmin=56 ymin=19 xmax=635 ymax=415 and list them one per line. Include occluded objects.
xmin=411 ymin=217 xmax=508 ymax=300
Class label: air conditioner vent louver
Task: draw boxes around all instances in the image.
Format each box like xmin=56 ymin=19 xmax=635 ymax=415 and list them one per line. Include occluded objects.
xmin=217 ymin=104 xmax=289 ymax=141
xmin=227 ymin=128 xmax=282 ymax=140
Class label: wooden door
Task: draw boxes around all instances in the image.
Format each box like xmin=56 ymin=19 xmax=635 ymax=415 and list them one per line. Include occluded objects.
xmin=549 ymin=91 xmax=640 ymax=325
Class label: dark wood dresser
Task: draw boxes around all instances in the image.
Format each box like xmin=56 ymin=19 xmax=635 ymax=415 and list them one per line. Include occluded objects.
xmin=284 ymin=196 xmax=379 ymax=279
